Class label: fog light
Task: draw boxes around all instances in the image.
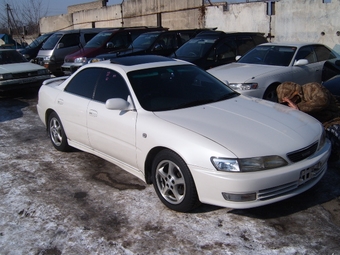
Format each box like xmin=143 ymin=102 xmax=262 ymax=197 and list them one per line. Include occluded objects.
xmin=222 ymin=192 xmax=256 ymax=202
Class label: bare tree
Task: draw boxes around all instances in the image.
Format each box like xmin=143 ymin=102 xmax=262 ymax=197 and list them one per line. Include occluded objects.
xmin=0 ymin=0 xmax=49 ymax=36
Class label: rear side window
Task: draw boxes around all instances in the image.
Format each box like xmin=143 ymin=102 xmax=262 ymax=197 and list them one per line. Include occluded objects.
xmin=314 ymin=45 xmax=337 ymax=61
xmin=60 ymin=33 xmax=80 ymax=48
xmin=236 ymin=36 xmax=256 ymax=56
xmin=207 ymin=38 xmax=237 ymax=60
xmin=252 ymin=35 xmax=267 ymax=45
xmin=65 ymin=68 xmax=101 ymax=98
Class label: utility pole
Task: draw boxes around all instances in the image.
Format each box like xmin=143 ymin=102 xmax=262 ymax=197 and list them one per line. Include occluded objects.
xmin=6 ymin=3 xmax=20 ymax=35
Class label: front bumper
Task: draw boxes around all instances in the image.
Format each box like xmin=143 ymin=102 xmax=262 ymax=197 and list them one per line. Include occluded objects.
xmin=61 ymin=63 xmax=83 ymax=75
xmin=189 ymin=139 xmax=331 ymax=209
xmin=0 ymin=75 xmax=51 ymax=91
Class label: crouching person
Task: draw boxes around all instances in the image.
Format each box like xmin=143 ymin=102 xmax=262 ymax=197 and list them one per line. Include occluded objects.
xmin=277 ymin=81 xmax=340 ymax=160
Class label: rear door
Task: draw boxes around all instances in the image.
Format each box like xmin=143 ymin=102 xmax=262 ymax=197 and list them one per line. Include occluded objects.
xmin=56 ymin=68 xmax=101 ymax=147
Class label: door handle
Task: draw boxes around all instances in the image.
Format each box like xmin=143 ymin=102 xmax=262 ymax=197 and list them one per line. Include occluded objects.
xmin=89 ymin=109 xmax=98 ymax=117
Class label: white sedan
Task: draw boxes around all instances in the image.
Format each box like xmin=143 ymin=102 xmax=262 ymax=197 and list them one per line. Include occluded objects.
xmin=37 ymin=55 xmax=331 ymax=212
xmin=208 ymin=42 xmax=339 ymax=101
xmin=0 ymin=49 xmax=51 ymax=91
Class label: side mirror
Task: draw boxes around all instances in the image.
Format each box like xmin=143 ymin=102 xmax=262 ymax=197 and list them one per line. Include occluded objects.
xmin=106 ymin=42 xmax=114 ymax=49
xmin=57 ymin=43 xmax=64 ymax=49
xmin=294 ymin=59 xmax=309 ymax=66
xmin=235 ymin=55 xmax=241 ymax=61
xmin=105 ymin=96 xmax=134 ymax=111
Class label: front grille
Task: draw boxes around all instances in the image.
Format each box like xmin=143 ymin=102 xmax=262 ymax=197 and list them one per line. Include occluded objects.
xmin=12 ymin=71 xmax=42 ymax=79
xmin=286 ymin=142 xmax=318 ymax=163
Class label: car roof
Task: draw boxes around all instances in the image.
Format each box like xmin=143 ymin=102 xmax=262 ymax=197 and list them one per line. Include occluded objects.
xmin=87 ymin=55 xmax=190 ymax=72
xmin=195 ymin=30 xmax=264 ymax=39
xmin=257 ymin=42 xmax=320 ymax=47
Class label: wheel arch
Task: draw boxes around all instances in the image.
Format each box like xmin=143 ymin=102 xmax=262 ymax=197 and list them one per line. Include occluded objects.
xmin=144 ymin=146 xmax=168 ymax=184
xmin=263 ymin=82 xmax=281 ymax=101
xmin=45 ymin=109 xmax=56 ymax=130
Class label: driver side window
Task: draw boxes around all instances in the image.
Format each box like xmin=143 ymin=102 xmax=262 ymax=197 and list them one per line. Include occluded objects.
xmin=94 ymin=69 xmax=130 ymax=103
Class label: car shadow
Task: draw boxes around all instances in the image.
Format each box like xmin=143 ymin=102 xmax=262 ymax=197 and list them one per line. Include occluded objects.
xmin=191 ymin=165 xmax=340 ymax=218
xmin=0 ymin=88 xmax=40 ymax=122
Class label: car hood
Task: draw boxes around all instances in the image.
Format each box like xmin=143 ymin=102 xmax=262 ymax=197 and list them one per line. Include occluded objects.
xmin=0 ymin=62 xmax=46 ymax=73
xmin=65 ymin=47 xmax=100 ymax=61
xmin=208 ymin=63 xmax=284 ymax=83
xmin=96 ymin=48 xmax=146 ymax=60
xmin=154 ymin=96 xmax=321 ymax=158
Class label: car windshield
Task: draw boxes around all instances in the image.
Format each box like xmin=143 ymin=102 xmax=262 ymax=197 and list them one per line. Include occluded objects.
xmin=173 ymin=38 xmax=217 ymax=59
xmin=41 ymin=33 xmax=63 ymax=50
xmin=238 ymin=45 xmax=297 ymax=66
xmin=85 ymin=31 xmax=115 ymax=48
xmin=128 ymin=64 xmax=238 ymax=111
xmin=26 ymin=33 xmax=51 ymax=49
xmin=128 ymin=32 xmax=162 ymax=50
xmin=0 ymin=50 xmax=28 ymax=64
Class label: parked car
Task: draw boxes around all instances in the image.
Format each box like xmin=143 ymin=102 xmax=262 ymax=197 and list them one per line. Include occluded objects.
xmin=61 ymin=27 xmax=166 ymax=75
xmin=91 ymin=29 xmax=211 ymax=64
xmin=0 ymin=49 xmax=51 ymax=91
xmin=18 ymin=32 xmax=54 ymax=61
xmin=37 ymin=55 xmax=330 ymax=212
xmin=33 ymin=28 xmax=108 ymax=76
xmin=322 ymin=58 xmax=340 ymax=82
xmin=322 ymin=74 xmax=340 ymax=96
xmin=171 ymin=31 xmax=267 ymax=70
xmin=208 ymin=42 xmax=339 ymax=101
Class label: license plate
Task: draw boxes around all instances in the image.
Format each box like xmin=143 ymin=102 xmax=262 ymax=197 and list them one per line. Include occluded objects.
xmin=299 ymin=162 xmax=322 ymax=184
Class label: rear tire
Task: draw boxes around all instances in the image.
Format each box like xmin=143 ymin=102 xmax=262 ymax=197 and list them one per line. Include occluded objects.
xmin=47 ymin=112 xmax=70 ymax=152
xmin=151 ymin=149 xmax=200 ymax=212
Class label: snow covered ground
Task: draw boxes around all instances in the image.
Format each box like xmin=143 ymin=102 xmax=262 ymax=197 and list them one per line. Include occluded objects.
xmin=1 ymin=90 xmax=340 ymax=255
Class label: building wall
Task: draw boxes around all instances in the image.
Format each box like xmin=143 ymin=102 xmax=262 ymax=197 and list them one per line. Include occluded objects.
xmin=39 ymin=0 xmax=340 ymax=53
xmin=67 ymin=1 xmax=104 ymax=14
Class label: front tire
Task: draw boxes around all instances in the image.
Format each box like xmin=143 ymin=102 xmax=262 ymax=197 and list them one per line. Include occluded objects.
xmin=47 ymin=112 xmax=70 ymax=152
xmin=152 ymin=149 xmax=200 ymax=212
xmin=263 ymin=84 xmax=278 ymax=102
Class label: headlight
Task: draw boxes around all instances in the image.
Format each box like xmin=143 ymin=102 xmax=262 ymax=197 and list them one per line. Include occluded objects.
xmin=228 ymin=83 xmax=258 ymax=90
xmin=211 ymin=155 xmax=287 ymax=172
xmin=44 ymin=56 xmax=51 ymax=61
xmin=23 ymin=54 xmax=30 ymax=59
xmin=0 ymin=73 xmax=13 ymax=80
xmin=75 ymin=57 xmax=87 ymax=63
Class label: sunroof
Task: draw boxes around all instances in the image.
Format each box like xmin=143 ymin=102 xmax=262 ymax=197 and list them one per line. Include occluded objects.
xmin=110 ymin=55 xmax=174 ymax=66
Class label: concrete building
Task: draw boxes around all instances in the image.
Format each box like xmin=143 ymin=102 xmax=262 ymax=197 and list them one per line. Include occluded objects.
xmin=39 ymin=0 xmax=340 ymax=53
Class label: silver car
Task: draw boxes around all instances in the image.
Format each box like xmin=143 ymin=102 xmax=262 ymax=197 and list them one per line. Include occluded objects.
xmin=208 ymin=42 xmax=339 ymax=101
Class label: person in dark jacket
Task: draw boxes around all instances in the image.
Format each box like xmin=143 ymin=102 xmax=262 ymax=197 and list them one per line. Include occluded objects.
xmin=277 ymin=81 xmax=340 ymax=159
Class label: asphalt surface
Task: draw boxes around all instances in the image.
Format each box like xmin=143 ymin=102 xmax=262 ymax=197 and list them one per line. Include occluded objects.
xmin=1 ymin=88 xmax=340 ymax=255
